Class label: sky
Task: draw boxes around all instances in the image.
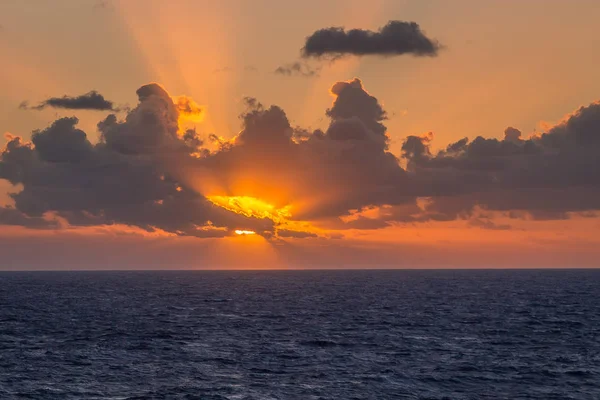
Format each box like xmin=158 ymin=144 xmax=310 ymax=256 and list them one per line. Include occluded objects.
xmin=1 ymin=0 xmax=600 ymax=269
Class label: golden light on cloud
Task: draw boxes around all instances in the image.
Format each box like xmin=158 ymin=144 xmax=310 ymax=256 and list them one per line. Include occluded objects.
xmin=235 ymin=230 xmax=256 ymax=235
xmin=207 ymin=195 xmax=292 ymax=223
xmin=173 ymin=95 xmax=205 ymax=126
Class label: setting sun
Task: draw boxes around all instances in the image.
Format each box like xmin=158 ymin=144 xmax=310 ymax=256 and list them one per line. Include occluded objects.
xmin=2 ymin=2 xmax=600 ymax=398
xmin=234 ymin=229 xmax=256 ymax=235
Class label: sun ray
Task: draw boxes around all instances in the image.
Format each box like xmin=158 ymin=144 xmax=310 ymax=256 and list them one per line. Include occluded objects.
xmin=112 ymin=1 xmax=236 ymax=137
xmin=207 ymin=195 xmax=292 ymax=223
xmin=235 ymin=230 xmax=256 ymax=235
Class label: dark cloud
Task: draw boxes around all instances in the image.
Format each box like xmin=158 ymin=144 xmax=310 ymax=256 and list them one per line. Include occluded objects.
xmin=274 ymin=62 xmax=321 ymax=77
xmin=31 ymin=117 xmax=93 ymax=163
xmin=468 ymin=218 xmax=511 ymax=231
xmin=3 ymin=79 xmax=600 ymax=237
xmin=1 ymin=84 xmax=273 ymax=237
xmin=399 ymin=101 xmax=600 ymax=220
xmin=21 ymin=90 xmax=119 ymax=111
xmin=196 ymin=78 xmax=407 ymax=222
xmin=503 ymin=127 xmax=523 ymax=144
xmin=302 ymin=21 xmax=440 ymax=59
xmin=333 ymin=215 xmax=392 ymax=230
xmin=0 ymin=206 xmax=58 ymax=229
xmin=277 ymin=229 xmax=318 ymax=239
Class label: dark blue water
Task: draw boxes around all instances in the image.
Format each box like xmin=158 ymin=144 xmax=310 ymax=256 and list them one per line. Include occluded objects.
xmin=1 ymin=270 xmax=599 ymax=399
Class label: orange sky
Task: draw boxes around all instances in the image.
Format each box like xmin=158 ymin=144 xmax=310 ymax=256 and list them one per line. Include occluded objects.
xmin=1 ymin=0 xmax=600 ymax=269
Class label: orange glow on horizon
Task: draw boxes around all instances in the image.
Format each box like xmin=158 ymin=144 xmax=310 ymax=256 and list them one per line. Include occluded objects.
xmin=207 ymin=195 xmax=324 ymax=239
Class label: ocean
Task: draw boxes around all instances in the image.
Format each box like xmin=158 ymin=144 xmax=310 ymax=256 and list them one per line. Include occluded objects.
xmin=0 ymin=269 xmax=599 ymax=399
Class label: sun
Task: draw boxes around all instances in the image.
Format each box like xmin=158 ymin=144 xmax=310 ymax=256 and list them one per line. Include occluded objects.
xmin=235 ymin=230 xmax=256 ymax=235
xmin=208 ymin=195 xmax=321 ymax=238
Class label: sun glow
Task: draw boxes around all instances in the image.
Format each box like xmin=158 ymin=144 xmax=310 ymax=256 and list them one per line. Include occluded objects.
xmin=207 ymin=195 xmax=292 ymax=222
xmin=235 ymin=230 xmax=256 ymax=235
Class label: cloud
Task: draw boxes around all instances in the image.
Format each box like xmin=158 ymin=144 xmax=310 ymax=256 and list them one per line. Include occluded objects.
xmin=173 ymin=96 xmax=204 ymax=122
xmin=20 ymin=90 xmax=119 ymax=111
xmin=399 ymin=101 xmax=600 ymax=220
xmin=196 ymin=77 xmax=407 ymax=222
xmin=276 ymin=229 xmax=318 ymax=239
xmin=0 ymin=206 xmax=59 ymax=229
xmin=3 ymin=78 xmax=600 ymax=238
xmin=468 ymin=218 xmax=511 ymax=231
xmin=31 ymin=117 xmax=93 ymax=163
xmin=274 ymin=62 xmax=321 ymax=77
xmin=302 ymin=21 xmax=440 ymax=59
xmin=1 ymin=84 xmax=273 ymax=238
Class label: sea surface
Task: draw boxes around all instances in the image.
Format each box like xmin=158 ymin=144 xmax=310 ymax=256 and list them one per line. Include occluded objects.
xmin=0 ymin=270 xmax=599 ymax=399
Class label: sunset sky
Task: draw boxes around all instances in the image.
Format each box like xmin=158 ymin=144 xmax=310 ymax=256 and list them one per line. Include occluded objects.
xmin=1 ymin=0 xmax=600 ymax=269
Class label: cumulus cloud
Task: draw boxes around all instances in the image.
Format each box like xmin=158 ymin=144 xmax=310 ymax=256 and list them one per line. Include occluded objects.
xmin=1 ymin=84 xmax=272 ymax=238
xmin=20 ymin=90 xmax=119 ymax=111
xmin=400 ymin=101 xmax=600 ymax=220
xmin=302 ymin=21 xmax=440 ymax=59
xmin=3 ymin=78 xmax=600 ymax=238
xmin=196 ymin=77 xmax=407 ymax=222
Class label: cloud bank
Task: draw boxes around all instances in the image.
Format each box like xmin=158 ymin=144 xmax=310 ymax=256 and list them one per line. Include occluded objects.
xmin=2 ymin=78 xmax=600 ymax=238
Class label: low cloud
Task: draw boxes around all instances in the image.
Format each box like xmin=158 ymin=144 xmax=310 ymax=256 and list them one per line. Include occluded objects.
xmin=277 ymin=229 xmax=318 ymax=239
xmin=468 ymin=218 xmax=511 ymax=231
xmin=302 ymin=21 xmax=440 ymax=59
xmin=2 ymin=84 xmax=272 ymax=238
xmin=0 ymin=206 xmax=59 ymax=229
xmin=3 ymin=78 xmax=600 ymax=238
xmin=400 ymin=101 xmax=600 ymax=221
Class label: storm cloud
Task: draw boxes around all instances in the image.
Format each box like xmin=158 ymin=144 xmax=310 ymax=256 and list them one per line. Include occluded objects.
xmin=20 ymin=90 xmax=119 ymax=111
xmin=302 ymin=21 xmax=440 ymax=59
